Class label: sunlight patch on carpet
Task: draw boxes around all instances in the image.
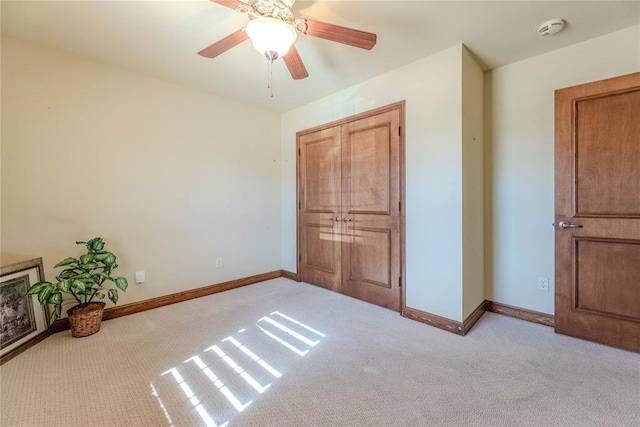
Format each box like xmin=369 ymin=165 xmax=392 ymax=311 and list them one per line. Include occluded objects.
xmin=151 ymin=310 xmax=326 ymax=426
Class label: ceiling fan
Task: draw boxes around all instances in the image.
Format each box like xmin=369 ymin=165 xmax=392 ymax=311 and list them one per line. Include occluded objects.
xmin=198 ymin=0 xmax=377 ymax=80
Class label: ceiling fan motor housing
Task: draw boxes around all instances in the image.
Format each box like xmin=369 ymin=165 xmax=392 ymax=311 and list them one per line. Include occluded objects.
xmin=248 ymin=0 xmax=296 ymax=25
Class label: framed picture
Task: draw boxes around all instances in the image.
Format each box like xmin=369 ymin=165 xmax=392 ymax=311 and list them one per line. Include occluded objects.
xmin=1 ymin=258 xmax=49 ymax=361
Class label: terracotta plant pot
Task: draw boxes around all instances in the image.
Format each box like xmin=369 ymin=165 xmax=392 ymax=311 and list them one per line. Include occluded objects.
xmin=67 ymin=302 xmax=106 ymax=338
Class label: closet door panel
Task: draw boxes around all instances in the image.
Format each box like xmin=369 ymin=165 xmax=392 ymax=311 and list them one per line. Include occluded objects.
xmin=304 ymin=137 xmax=340 ymax=212
xmin=347 ymin=125 xmax=391 ymax=214
xmin=298 ymin=127 xmax=342 ymax=292
xmin=341 ymin=110 xmax=401 ymax=310
xmin=303 ymin=225 xmax=337 ymax=272
xmin=347 ymin=227 xmax=391 ymax=287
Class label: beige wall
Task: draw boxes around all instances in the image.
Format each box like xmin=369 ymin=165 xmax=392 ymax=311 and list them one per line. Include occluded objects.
xmin=282 ymin=45 xmax=485 ymax=322
xmin=1 ymin=37 xmax=282 ymax=313
xmin=3 ymin=23 xmax=638 ymax=324
xmin=485 ymin=25 xmax=640 ymax=314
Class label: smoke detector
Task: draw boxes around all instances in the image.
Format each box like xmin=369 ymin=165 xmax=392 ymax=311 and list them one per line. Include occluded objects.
xmin=537 ymin=19 xmax=565 ymax=36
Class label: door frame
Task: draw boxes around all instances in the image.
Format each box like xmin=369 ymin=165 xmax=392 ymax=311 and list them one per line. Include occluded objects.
xmin=295 ymin=101 xmax=406 ymax=312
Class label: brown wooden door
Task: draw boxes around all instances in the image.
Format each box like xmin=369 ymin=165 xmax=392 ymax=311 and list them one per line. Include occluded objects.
xmin=298 ymin=126 xmax=342 ymax=292
xmin=554 ymin=72 xmax=640 ymax=353
xmin=298 ymin=103 xmax=404 ymax=311
xmin=340 ymin=110 xmax=402 ymax=310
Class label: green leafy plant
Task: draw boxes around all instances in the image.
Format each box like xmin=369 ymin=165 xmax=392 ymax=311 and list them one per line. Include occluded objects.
xmin=27 ymin=237 xmax=129 ymax=322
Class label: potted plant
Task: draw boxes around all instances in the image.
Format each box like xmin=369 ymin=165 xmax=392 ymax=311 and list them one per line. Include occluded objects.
xmin=27 ymin=237 xmax=128 ymax=337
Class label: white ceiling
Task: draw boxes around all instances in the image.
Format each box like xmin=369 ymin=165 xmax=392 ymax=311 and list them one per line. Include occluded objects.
xmin=2 ymin=1 xmax=639 ymax=112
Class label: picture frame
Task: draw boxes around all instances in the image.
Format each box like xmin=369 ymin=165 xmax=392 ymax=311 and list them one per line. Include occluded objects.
xmin=1 ymin=257 xmax=50 ymax=363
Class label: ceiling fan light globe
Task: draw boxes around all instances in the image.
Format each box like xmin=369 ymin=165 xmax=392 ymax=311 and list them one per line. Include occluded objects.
xmin=246 ymin=17 xmax=297 ymax=59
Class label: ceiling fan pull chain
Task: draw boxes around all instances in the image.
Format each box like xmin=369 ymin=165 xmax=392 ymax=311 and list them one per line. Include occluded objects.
xmin=267 ymin=59 xmax=274 ymax=98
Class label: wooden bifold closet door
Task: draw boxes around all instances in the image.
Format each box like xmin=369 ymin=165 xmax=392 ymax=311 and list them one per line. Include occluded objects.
xmin=297 ymin=102 xmax=404 ymax=311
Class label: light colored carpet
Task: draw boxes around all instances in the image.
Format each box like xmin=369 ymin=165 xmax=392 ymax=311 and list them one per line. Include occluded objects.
xmin=1 ymin=278 xmax=638 ymax=426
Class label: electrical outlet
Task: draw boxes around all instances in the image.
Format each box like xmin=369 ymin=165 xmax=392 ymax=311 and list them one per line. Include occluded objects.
xmin=215 ymin=258 xmax=223 ymax=268
xmin=537 ymin=277 xmax=549 ymax=291
xmin=134 ymin=270 xmax=145 ymax=284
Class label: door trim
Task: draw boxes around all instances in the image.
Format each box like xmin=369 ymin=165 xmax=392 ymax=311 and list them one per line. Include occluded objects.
xmin=295 ymin=101 xmax=406 ymax=312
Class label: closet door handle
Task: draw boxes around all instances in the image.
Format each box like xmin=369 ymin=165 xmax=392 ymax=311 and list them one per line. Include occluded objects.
xmin=331 ymin=216 xmax=341 ymax=222
xmin=341 ymin=217 xmax=352 ymax=222
xmin=557 ymin=221 xmax=583 ymax=229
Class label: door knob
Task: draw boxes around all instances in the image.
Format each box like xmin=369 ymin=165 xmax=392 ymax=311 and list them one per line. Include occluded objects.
xmin=342 ymin=217 xmax=352 ymax=222
xmin=557 ymin=221 xmax=583 ymax=229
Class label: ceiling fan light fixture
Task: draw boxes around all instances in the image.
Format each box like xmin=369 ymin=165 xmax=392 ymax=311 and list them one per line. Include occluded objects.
xmin=245 ymin=17 xmax=297 ymax=60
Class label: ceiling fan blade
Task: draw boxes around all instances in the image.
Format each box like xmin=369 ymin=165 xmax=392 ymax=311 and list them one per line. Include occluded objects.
xmin=198 ymin=29 xmax=249 ymax=58
xmin=209 ymin=0 xmax=246 ymax=10
xmin=282 ymin=45 xmax=309 ymax=80
xmin=301 ymin=19 xmax=377 ymax=50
